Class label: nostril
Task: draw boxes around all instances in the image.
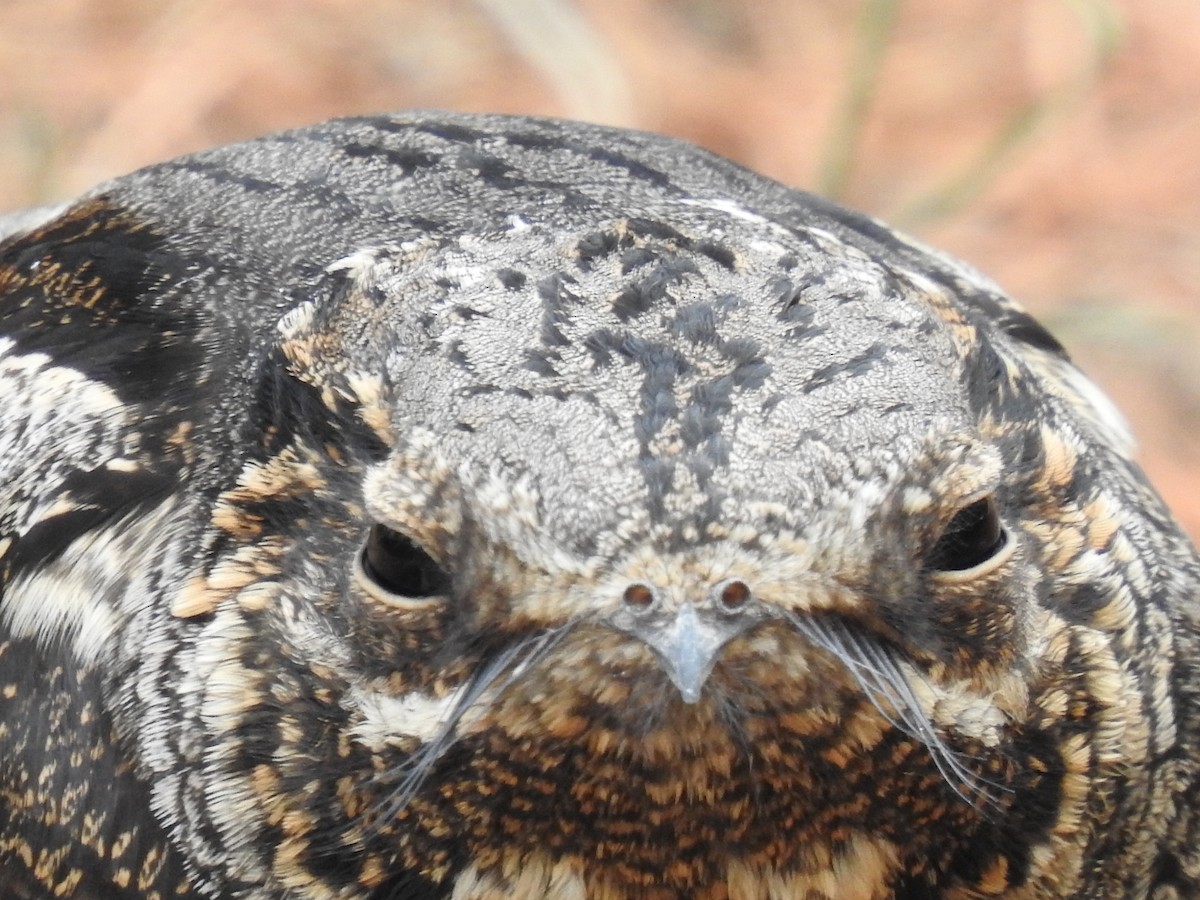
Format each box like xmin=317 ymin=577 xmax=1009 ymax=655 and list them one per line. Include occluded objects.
xmin=717 ymin=579 xmax=751 ymax=612
xmin=622 ymin=583 xmax=656 ymax=610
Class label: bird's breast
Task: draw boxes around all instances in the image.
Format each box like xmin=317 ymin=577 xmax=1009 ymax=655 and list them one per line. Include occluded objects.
xmin=367 ymin=624 xmax=1014 ymax=899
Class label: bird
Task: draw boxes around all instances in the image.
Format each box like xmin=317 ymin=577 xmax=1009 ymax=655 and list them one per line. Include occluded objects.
xmin=1 ymin=110 xmax=1198 ymax=900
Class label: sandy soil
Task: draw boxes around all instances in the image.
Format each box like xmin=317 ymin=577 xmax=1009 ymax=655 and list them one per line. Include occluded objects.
xmin=2 ymin=0 xmax=1199 ymax=536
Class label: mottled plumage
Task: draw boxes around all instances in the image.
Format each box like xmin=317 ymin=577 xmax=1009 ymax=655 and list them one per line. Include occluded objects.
xmin=1 ymin=112 xmax=1199 ymax=899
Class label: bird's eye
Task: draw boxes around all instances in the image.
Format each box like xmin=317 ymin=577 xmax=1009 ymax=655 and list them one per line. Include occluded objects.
xmin=925 ymin=496 xmax=1006 ymax=573
xmin=360 ymin=524 xmax=449 ymax=602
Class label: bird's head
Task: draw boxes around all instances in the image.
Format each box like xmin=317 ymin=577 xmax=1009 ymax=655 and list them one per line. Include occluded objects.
xmin=172 ymin=200 xmax=1167 ymax=899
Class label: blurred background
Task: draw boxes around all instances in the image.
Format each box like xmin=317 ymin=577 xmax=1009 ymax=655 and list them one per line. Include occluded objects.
xmin=2 ymin=0 xmax=1199 ymax=535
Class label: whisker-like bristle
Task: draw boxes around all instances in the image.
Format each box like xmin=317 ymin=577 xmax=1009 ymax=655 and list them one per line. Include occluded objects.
xmin=781 ymin=611 xmax=1008 ymax=814
xmin=875 ymin=648 xmax=1009 ymax=812
xmin=367 ymin=624 xmax=574 ymax=830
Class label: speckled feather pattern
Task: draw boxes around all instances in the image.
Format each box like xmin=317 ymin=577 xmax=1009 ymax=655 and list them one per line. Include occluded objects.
xmin=2 ymin=112 xmax=1199 ymax=899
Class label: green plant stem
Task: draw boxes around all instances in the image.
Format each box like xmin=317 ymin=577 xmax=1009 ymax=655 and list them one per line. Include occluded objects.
xmin=817 ymin=0 xmax=902 ymax=200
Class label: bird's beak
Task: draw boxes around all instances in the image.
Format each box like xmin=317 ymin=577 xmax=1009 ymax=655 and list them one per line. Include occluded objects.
xmin=618 ymin=602 xmax=756 ymax=704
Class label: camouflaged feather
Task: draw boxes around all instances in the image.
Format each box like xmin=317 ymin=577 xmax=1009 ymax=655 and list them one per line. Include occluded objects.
xmin=2 ymin=112 xmax=1200 ymax=900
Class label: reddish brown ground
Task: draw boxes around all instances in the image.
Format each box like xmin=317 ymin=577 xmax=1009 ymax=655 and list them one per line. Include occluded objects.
xmin=2 ymin=1 xmax=1199 ymax=536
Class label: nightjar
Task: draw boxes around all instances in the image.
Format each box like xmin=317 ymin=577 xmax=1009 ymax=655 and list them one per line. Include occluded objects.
xmin=1 ymin=112 xmax=1199 ymax=900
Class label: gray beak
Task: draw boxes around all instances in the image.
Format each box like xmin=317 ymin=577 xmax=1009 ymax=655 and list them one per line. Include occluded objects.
xmin=613 ymin=599 xmax=759 ymax=704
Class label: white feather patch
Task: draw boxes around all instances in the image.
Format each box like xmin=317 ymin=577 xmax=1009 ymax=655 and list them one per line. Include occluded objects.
xmin=2 ymin=497 xmax=180 ymax=665
xmin=350 ymin=683 xmax=470 ymax=748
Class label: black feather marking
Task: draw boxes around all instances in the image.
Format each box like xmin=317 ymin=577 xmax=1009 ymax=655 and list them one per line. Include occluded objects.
xmin=496 ymin=268 xmax=526 ymax=290
xmin=535 ymin=272 xmax=579 ymax=349
xmin=1001 ymin=313 xmax=1068 ymax=356
xmin=620 ymin=246 xmax=658 ymax=274
xmin=412 ymin=121 xmax=490 ymax=145
xmin=524 ymin=348 xmax=562 ymax=378
xmin=611 ymin=282 xmax=655 ymax=321
xmin=961 ymin=339 xmax=1009 ymax=416
xmin=447 ymin=340 xmax=471 ymax=369
xmin=801 ymin=194 xmax=910 ymax=256
xmin=582 ymin=327 xmax=625 ymax=370
xmin=369 ymin=869 xmax=448 ymax=900
xmin=611 ymin=257 xmax=698 ymax=322
xmin=669 ymin=303 xmax=719 ymax=345
xmin=460 ymin=149 xmax=520 ymax=187
xmin=0 ymin=198 xmax=210 ymax=409
xmin=696 ymin=240 xmax=737 ymax=270
xmin=5 ymin=466 xmax=176 ymax=582
xmin=251 ymin=347 xmax=391 ymax=465
xmin=167 ymin=158 xmax=279 ymax=193
xmin=341 ymin=141 xmax=441 ymax=175
xmin=583 ymin=148 xmax=673 ymax=189
xmin=624 ymin=217 xmax=689 ymax=244
xmin=802 ymin=343 xmax=889 ymax=393
xmin=0 ymin=639 xmax=191 ymax=895
xmin=574 ymin=229 xmax=622 ymax=270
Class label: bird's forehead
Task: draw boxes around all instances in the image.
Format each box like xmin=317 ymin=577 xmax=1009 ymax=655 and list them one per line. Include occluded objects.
xmin=297 ymin=207 xmax=977 ymax=557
